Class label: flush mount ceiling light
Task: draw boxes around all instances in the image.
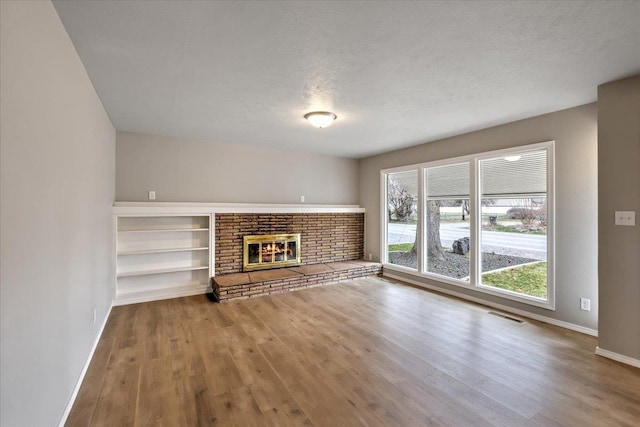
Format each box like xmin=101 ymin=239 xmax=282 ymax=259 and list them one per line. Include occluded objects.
xmin=304 ymin=111 xmax=337 ymax=128
xmin=504 ymin=155 xmax=522 ymax=162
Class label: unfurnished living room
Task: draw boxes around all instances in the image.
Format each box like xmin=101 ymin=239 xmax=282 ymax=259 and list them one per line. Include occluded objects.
xmin=1 ymin=1 xmax=639 ymax=426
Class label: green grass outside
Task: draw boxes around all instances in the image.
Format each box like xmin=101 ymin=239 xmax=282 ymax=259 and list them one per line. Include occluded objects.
xmin=388 ymin=243 xmax=414 ymax=252
xmin=482 ymin=262 xmax=547 ymax=298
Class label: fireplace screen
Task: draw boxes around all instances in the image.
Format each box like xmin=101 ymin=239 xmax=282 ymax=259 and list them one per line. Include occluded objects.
xmin=243 ymin=233 xmax=301 ymax=271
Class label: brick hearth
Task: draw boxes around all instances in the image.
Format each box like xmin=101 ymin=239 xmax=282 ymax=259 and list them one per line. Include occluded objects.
xmin=213 ymin=260 xmax=382 ymax=302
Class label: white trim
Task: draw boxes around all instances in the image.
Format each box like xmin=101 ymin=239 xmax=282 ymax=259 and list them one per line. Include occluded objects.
xmin=112 ymin=214 xmax=118 ymax=316
xmin=57 ymin=303 xmax=113 ymax=427
xmin=209 ymin=213 xmax=215 ymax=282
xmin=383 ymin=271 xmax=598 ymax=337
xmin=595 ymin=347 xmax=640 ymax=369
xmin=113 ymin=202 xmax=364 ymax=215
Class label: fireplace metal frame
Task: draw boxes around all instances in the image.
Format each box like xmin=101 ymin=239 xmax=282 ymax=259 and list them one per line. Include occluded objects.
xmin=243 ymin=233 xmax=301 ymax=272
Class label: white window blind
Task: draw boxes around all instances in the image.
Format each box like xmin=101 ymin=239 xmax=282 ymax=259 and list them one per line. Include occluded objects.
xmin=388 ymin=170 xmax=419 ymax=197
xmin=426 ymin=162 xmax=470 ymax=199
xmin=480 ymin=150 xmax=547 ymax=197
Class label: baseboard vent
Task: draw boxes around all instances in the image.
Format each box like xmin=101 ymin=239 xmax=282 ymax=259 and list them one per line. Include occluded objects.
xmin=488 ymin=311 xmax=524 ymax=323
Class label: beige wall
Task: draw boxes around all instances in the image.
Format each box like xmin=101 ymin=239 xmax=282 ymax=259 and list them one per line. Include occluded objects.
xmin=360 ymin=104 xmax=598 ymax=330
xmin=598 ymin=76 xmax=640 ymax=360
xmin=116 ymin=131 xmax=360 ymax=205
xmin=0 ymin=2 xmax=115 ymax=426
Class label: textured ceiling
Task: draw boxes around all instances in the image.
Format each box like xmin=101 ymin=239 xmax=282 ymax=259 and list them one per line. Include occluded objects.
xmin=52 ymin=1 xmax=640 ymax=159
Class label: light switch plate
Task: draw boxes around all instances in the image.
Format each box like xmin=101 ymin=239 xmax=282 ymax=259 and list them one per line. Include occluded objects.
xmin=615 ymin=211 xmax=635 ymax=226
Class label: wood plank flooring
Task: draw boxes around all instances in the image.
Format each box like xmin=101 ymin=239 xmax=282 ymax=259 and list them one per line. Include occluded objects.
xmin=66 ymin=277 xmax=640 ymax=426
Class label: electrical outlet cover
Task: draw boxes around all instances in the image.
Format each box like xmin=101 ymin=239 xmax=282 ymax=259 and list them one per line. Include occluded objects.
xmin=580 ymin=298 xmax=591 ymax=311
xmin=615 ymin=211 xmax=635 ymax=226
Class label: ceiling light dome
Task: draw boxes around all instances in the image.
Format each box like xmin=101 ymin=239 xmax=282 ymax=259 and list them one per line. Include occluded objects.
xmin=304 ymin=111 xmax=337 ymax=128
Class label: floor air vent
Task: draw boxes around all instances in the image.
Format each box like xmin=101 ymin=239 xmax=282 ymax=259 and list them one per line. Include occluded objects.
xmin=488 ymin=311 xmax=524 ymax=323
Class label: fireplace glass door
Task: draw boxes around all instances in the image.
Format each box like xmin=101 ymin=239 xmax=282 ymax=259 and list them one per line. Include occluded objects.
xmin=243 ymin=234 xmax=301 ymax=271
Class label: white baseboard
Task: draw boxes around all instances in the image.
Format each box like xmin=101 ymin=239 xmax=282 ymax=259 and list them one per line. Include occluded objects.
xmin=383 ymin=272 xmax=598 ymax=337
xmin=595 ymin=347 xmax=640 ymax=368
xmin=57 ymin=303 xmax=113 ymax=427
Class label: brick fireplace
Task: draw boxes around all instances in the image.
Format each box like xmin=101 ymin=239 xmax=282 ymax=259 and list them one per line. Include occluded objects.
xmin=213 ymin=212 xmax=381 ymax=302
xmin=215 ymin=213 xmax=365 ymax=275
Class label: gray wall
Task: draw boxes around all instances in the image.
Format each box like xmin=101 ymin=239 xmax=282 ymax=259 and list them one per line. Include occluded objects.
xmin=0 ymin=2 xmax=115 ymax=426
xmin=598 ymin=76 xmax=640 ymax=360
xmin=116 ymin=131 xmax=360 ymax=205
xmin=360 ymin=103 xmax=598 ymax=330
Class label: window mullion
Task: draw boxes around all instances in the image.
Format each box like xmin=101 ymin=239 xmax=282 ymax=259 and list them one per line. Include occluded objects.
xmin=546 ymin=145 xmax=555 ymax=309
xmin=380 ymin=171 xmax=388 ymax=264
xmin=417 ymin=166 xmax=425 ymax=273
xmin=470 ymin=158 xmax=480 ymax=287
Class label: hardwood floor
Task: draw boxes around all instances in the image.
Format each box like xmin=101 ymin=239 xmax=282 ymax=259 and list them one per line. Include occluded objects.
xmin=66 ymin=277 xmax=640 ymax=426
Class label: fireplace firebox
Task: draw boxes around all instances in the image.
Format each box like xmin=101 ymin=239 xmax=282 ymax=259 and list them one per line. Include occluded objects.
xmin=243 ymin=233 xmax=301 ymax=272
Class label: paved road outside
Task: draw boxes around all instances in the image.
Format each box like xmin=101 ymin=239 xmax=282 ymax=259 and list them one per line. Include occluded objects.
xmin=387 ymin=222 xmax=546 ymax=260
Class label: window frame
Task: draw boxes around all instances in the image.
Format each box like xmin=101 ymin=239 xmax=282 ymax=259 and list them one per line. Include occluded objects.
xmin=380 ymin=164 xmax=421 ymax=270
xmin=380 ymin=140 xmax=555 ymax=310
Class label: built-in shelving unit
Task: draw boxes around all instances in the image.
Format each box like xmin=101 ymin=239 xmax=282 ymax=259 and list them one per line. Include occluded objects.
xmin=112 ymin=202 xmax=366 ymax=306
xmin=114 ymin=215 xmax=212 ymax=305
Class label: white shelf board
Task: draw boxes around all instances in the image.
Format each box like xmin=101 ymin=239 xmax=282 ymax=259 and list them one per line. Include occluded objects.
xmin=118 ymin=227 xmax=209 ymax=233
xmin=113 ymin=202 xmax=364 ymax=215
xmin=114 ymin=282 xmax=208 ymax=306
xmin=117 ymin=247 xmax=209 ymax=256
xmin=117 ymin=265 xmax=209 ymax=278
